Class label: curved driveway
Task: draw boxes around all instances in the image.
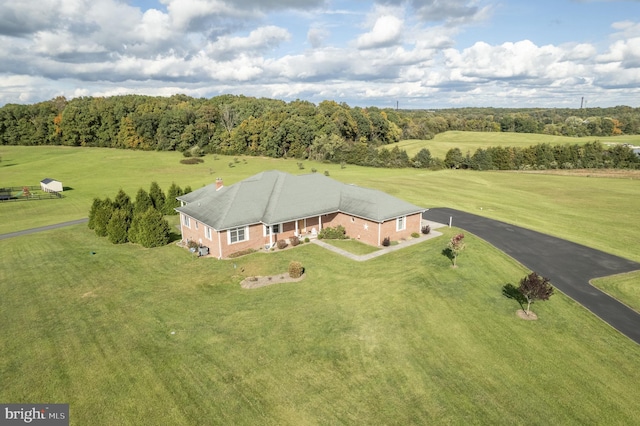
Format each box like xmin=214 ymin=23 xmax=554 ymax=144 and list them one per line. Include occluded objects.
xmin=423 ymin=208 xmax=640 ymax=345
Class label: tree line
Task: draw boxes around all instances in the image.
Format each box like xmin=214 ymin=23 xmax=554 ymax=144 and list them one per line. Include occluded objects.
xmin=1 ymin=94 xmax=639 ymax=168
xmin=88 ymin=181 xmax=190 ymax=248
xmin=441 ymin=141 xmax=640 ymax=170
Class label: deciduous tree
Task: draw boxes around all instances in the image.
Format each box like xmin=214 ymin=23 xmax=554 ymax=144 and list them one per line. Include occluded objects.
xmin=447 ymin=233 xmax=465 ymax=267
xmin=518 ymin=272 xmax=554 ymax=316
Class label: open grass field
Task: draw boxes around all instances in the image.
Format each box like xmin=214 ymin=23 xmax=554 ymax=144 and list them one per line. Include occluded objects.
xmin=388 ymin=130 xmax=640 ymax=158
xmin=2 ymin=145 xmax=639 ymax=264
xmin=1 ymin=143 xmax=639 ymax=424
xmin=1 ymin=225 xmax=640 ymax=425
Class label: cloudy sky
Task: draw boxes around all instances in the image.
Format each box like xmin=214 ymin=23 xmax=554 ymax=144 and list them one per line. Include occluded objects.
xmin=1 ymin=0 xmax=639 ymax=108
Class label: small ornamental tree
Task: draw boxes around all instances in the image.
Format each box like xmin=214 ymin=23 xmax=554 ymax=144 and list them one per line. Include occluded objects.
xmin=447 ymin=233 xmax=465 ymax=267
xmin=518 ymin=272 xmax=555 ymax=316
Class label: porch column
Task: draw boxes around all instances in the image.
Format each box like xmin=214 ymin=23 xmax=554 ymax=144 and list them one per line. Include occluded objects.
xmin=319 ymin=215 xmax=322 ymax=230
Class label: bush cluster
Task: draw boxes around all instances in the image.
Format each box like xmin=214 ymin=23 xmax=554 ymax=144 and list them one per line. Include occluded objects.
xmin=411 ymin=232 xmax=420 ymax=238
xmin=290 ymin=236 xmax=300 ymax=246
xmin=421 ymin=225 xmax=431 ymax=235
xmin=317 ymin=225 xmax=347 ymax=240
xmin=88 ymin=181 xmax=188 ymax=248
xmin=180 ymin=157 xmax=204 ymax=164
xmin=288 ymin=261 xmax=304 ymax=278
xmin=382 ymin=237 xmax=391 ymax=247
xmin=276 ymin=239 xmax=288 ymax=249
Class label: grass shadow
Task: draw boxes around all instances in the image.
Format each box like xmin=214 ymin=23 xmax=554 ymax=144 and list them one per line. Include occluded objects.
xmin=63 ymin=186 xmax=74 ymax=191
xmin=502 ymin=283 xmax=526 ymax=311
xmin=168 ymin=231 xmax=182 ymax=243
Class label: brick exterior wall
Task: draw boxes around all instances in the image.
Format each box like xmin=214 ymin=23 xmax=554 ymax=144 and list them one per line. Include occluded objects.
xmin=180 ymin=210 xmax=423 ymax=257
xmin=324 ymin=212 xmax=422 ymax=246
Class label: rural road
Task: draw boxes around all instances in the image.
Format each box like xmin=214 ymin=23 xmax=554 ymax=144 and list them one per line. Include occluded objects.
xmin=423 ymin=208 xmax=640 ymax=345
xmin=0 ymin=218 xmax=88 ymax=241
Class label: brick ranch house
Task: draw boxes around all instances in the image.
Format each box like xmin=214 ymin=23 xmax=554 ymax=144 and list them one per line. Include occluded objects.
xmin=176 ymin=170 xmax=426 ymax=259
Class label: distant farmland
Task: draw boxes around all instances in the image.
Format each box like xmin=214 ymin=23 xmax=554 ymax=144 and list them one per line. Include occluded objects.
xmin=386 ymin=131 xmax=640 ymax=159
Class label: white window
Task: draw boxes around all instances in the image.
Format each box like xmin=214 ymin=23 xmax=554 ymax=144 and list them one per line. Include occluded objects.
xmin=263 ymin=223 xmax=282 ymax=236
xmin=228 ymin=226 xmax=249 ymax=244
xmin=396 ymin=216 xmax=406 ymax=231
xmin=183 ymin=215 xmax=190 ymax=228
xmin=205 ymin=226 xmax=212 ymax=240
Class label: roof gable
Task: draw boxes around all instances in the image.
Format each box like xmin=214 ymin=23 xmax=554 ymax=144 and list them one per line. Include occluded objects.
xmin=176 ymin=170 xmax=424 ymax=229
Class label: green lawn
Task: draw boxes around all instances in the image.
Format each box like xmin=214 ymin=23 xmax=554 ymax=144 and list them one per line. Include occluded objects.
xmin=592 ymin=271 xmax=640 ymax=313
xmin=2 ymin=145 xmax=640 ymax=424
xmin=1 ymin=225 xmax=639 ymax=425
xmin=321 ymin=238 xmax=381 ymax=255
xmin=388 ymin=130 xmax=640 ymax=158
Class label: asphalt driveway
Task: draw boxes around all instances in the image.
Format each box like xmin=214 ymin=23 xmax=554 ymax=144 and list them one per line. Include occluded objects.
xmin=0 ymin=218 xmax=88 ymax=241
xmin=423 ymin=208 xmax=640 ymax=345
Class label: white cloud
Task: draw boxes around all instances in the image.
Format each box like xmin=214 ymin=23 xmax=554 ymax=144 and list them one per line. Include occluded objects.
xmin=0 ymin=1 xmax=638 ymax=108
xmin=206 ymin=26 xmax=291 ymax=60
xmin=356 ymin=15 xmax=404 ymax=49
xmin=307 ymin=26 xmax=330 ymax=48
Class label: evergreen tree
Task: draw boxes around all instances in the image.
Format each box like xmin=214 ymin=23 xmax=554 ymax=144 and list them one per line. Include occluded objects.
xmin=113 ymin=189 xmax=133 ymax=217
xmin=93 ymin=198 xmax=114 ymax=237
xmin=129 ymin=208 xmax=171 ymax=248
xmin=149 ymin=182 xmax=166 ymax=212
xmin=107 ymin=209 xmax=130 ymax=244
xmin=164 ymin=182 xmax=183 ymax=215
xmin=134 ymin=188 xmax=153 ymax=215
xmin=88 ymin=197 xmax=102 ymax=230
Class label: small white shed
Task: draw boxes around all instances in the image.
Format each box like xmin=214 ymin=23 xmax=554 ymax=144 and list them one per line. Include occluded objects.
xmin=40 ymin=178 xmax=63 ymax=193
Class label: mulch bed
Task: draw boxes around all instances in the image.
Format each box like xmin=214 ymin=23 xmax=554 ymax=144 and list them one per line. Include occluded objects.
xmin=516 ymin=309 xmax=538 ymax=320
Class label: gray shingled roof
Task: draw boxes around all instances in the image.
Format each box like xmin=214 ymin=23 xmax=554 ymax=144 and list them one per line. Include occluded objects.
xmin=176 ymin=170 xmax=425 ymax=230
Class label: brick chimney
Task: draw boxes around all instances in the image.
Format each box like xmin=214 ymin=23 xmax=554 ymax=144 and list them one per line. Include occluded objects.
xmin=215 ymin=177 xmax=223 ymax=191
